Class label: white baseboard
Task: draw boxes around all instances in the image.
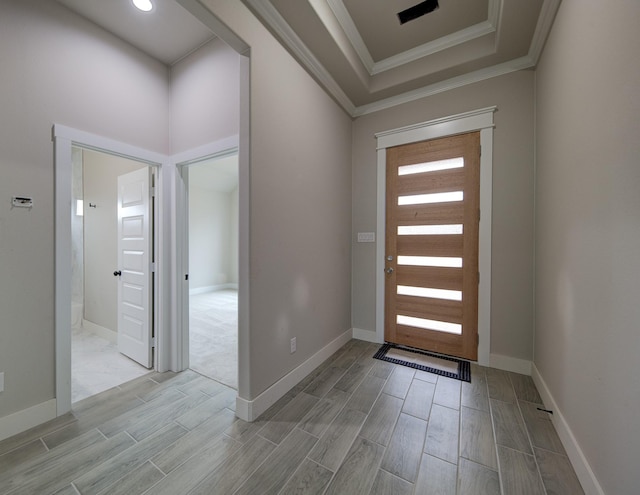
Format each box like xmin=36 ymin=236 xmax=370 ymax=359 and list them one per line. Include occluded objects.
xmin=235 ymin=328 xmax=353 ymax=422
xmin=352 ymin=328 xmax=379 ymax=343
xmin=82 ymin=319 xmax=117 ymax=344
xmin=0 ymin=399 xmax=57 ymax=442
xmin=489 ymin=353 xmax=532 ymax=375
xmin=189 ymin=283 xmax=238 ymax=296
xmin=531 ymin=364 xmax=605 ymax=495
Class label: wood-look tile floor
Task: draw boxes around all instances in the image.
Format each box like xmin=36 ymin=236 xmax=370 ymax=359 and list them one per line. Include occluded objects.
xmin=0 ymin=340 xmax=584 ymax=494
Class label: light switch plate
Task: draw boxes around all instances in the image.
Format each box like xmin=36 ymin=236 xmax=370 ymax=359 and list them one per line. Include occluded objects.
xmin=357 ymin=232 xmax=375 ymax=243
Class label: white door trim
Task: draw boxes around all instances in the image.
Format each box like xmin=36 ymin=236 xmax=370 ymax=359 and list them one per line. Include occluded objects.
xmin=53 ymin=124 xmax=169 ymax=416
xmin=374 ymin=106 xmax=496 ymax=366
xmin=177 ymin=0 xmax=252 ymax=419
xmin=172 ymin=135 xmax=240 ymax=374
xmin=172 ymin=134 xmax=250 ymax=410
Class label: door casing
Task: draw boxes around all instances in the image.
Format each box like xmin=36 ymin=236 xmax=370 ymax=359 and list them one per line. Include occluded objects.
xmin=54 ymin=125 xmax=168 ymax=415
xmin=173 ymin=139 xmax=240 ymax=376
xmin=51 ymin=2 xmax=252 ymax=422
xmin=375 ymin=107 xmax=495 ymax=366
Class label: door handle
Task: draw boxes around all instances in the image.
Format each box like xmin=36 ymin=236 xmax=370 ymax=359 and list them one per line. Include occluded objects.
xmin=385 ymin=267 xmax=394 ymax=274
xmin=113 ymin=270 xmax=122 ymax=277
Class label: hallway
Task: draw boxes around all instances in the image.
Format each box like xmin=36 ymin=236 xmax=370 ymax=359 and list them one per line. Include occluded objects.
xmin=0 ymin=339 xmax=582 ymax=494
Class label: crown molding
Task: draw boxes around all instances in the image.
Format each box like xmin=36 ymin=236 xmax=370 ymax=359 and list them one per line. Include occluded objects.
xmin=327 ymin=0 xmax=501 ymax=76
xmin=244 ymin=0 xmax=559 ymax=118
xmin=244 ymin=0 xmax=356 ymax=115
xmin=325 ymin=0 xmax=374 ymax=73
xmin=372 ymin=20 xmax=496 ymax=75
xmin=528 ymin=0 xmax=562 ymax=63
xmin=308 ymin=0 xmax=370 ymax=85
xmin=487 ymin=0 xmax=501 ymax=26
xmin=352 ymin=0 xmax=558 ymax=117
xmin=353 ymin=55 xmax=534 ymax=117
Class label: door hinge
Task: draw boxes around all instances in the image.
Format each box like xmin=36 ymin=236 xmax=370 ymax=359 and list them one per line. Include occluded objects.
xmin=150 ymin=262 xmax=156 ymax=273
xmin=478 ymin=208 xmax=481 ymax=222
xmin=151 ymin=337 xmax=156 ymax=348
xmin=151 ymin=186 xmax=156 ymax=197
xmin=478 ymin=272 xmax=480 ymax=284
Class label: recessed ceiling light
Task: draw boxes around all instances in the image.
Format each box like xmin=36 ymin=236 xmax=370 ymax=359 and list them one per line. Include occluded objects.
xmin=132 ymin=0 xmax=153 ymax=12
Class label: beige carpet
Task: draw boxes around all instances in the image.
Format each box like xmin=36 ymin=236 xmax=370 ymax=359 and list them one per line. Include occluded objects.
xmin=189 ymin=289 xmax=238 ymax=389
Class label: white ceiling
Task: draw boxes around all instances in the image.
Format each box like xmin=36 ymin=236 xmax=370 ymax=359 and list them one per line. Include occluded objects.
xmin=56 ymin=0 xmax=215 ymax=66
xmin=55 ymin=0 xmax=561 ymax=116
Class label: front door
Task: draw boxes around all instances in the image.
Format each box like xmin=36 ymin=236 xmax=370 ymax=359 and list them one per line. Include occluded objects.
xmin=116 ymin=167 xmax=153 ymax=368
xmin=384 ymin=132 xmax=480 ymax=360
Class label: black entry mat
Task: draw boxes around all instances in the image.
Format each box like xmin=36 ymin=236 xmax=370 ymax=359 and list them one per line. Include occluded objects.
xmin=374 ymin=343 xmax=471 ymax=382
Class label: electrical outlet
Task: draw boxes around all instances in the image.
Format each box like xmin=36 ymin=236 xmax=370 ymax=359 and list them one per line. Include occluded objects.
xmin=0 ymin=372 xmax=4 ymax=393
xmin=290 ymin=337 xmax=296 ymax=354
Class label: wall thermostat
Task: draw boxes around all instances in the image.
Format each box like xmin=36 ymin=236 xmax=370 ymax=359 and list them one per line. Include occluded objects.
xmin=12 ymin=196 xmax=33 ymax=208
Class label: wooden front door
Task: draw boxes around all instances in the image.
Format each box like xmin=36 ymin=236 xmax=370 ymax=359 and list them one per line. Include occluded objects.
xmin=384 ymin=132 xmax=480 ymax=360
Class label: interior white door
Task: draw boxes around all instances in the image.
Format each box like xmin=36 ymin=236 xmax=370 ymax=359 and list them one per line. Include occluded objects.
xmin=116 ymin=167 xmax=153 ymax=368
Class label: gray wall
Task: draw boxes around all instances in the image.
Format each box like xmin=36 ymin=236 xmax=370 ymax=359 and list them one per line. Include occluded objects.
xmin=170 ymin=38 xmax=240 ymax=153
xmin=188 ymin=185 xmax=236 ymax=290
xmin=204 ymin=0 xmax=353 ymax=397
xmin=0 ymin=0 xmax=169 ymax=418
xmin=0 ymin=0 xmax=353 ymax=421
xmin=83 ymin=150 xmax=147 ymax=333
xmin=351 ymin=71 xmax=535 ymax=361
xmin=535 ymin=1 xmax=640 ymax=493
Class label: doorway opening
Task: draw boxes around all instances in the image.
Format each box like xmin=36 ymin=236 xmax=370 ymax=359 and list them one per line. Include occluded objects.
xmin=70 ymin=146 xmax=156 ymax=402
xmin=55 ymin=124 xmax=169 ymax=415
xmin=375 ymin=107 xmax=496 ymax=366
xmin=180 ymin=151 xmax=239 ymax=389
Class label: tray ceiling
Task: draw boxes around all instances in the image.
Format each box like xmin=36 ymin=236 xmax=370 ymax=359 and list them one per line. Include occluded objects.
xmin=243 ymin=0 xmax=561 ymax=115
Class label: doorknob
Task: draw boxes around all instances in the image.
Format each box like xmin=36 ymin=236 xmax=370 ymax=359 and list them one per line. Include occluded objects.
xmin=113 ymin=270 xmax=122 ymax=277
xmin=385 ymin=267 xmax=394 ymax=274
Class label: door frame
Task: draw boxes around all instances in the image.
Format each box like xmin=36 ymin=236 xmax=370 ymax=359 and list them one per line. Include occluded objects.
xmin=172 ymin=136 xmax=241 ymax=375
xmin=54 ymin=124 xmax=169 ymax=415
xmin=375 ymin=107 xmax=495 ymax=366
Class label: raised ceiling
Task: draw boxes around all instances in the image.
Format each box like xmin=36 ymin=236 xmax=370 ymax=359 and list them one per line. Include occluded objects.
xmin=243 ymin=0 xmax=561 ymax=115
xmin=55 ymin=0 xmax=561 ymax=117
xmin=345 ymin=0 xmax=489 ymax=62
xmin=55 ymin=0 xmax=215 ymax=66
